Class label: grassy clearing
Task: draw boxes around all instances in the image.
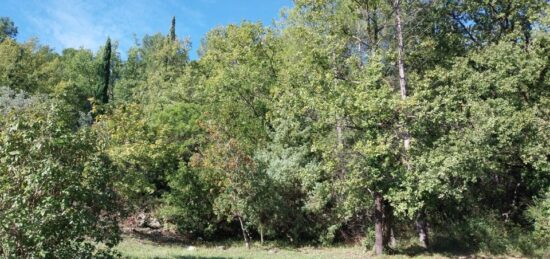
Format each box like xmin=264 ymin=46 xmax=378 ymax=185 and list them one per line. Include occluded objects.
xmin=116 ymin=236 xmax=458 ymax=259
xmin=117 ymin=237 xmax=364 ymax=259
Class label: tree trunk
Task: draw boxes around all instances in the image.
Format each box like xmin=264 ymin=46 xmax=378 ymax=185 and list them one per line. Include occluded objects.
xmin=238 ymin=216 xmax=251 ymax=249
xmin=393 ymin=0 xmax=430 ymax=249
xmin=415 ymin=212 xmax=429 ymax=249
xmin=390 ymin=227 xmax=397 ymax=247
xmin=394 ymin=0 xmax=411 ymax=154
xmin=336 ymin=116 xmax=346 ymax=178
xmin=385 ymin=204 xmax=397 ymax=248
xmin=260 ymin=224 xmax=264 ymax=245
xmin=395 ymin=0 xmax=407 ymax=102
xmin=374 ymin=192 xmax=388 ymax=255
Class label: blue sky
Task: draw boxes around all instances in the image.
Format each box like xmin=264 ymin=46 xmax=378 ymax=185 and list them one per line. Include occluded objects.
xmin=1 ymin=0 xmax=293 ymax=59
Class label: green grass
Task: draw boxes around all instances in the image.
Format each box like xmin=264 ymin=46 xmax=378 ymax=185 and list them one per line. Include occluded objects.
xmin=116 ymin=236 xmax=453 ymax=259
xmin=117 ymin=238 xmax=363 ymax=259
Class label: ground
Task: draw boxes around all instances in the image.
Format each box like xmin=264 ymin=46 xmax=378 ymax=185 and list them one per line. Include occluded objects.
xmin=116 ymin=236 xmax=470 ymax=259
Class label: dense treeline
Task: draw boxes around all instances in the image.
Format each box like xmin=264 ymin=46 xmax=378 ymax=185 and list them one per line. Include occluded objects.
xmin=1 ymin=0 xmax=550 ymax=257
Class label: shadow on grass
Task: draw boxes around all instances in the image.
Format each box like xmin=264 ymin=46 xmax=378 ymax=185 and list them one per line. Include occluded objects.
xmin=147 ymin=257 xmax=236 ymax=259
xmin=172 ymin=257 xmax=237 ymax=259
xmin=125 ymin=228 xmax=187 ymax=245
xmin=396 ymin=235 xmax=478 ymax=258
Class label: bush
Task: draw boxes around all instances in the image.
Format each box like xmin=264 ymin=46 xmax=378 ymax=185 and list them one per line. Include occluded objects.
xmin=431 ymin=214 xmax=521 ymax=255
xmin=361 ymin=227 xmax=375 ymax=251
xmin=464 ymin=216 xmax=512 ymax=254
xmin=159 ymin=165 xmax=217 ymax=238
xmin=528 ymin=189 xmax=550 ymax=248
xmin=0 ymin=102 xmax=121 ymax=258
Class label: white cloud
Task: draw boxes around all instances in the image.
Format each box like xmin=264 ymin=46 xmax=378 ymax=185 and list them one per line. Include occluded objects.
xmin=26 ymin=0 xmax=114 ymax=51
xmin=24 ymin=0 xmax=203 ymax=54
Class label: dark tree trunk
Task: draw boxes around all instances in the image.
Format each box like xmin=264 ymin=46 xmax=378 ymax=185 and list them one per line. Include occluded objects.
xmin=374 ymin=192 xmax=388 ymax=255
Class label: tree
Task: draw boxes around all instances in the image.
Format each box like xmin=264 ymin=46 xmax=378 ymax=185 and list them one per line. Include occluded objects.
xmin=0 ymin=39 xmax=59 ymax=94
xmin=100 ymin=38 xmax=112 ymax=104
xmin=113 ymin=46 xmax=145 ymax=102
xmin=133 ymin=31 xmax=190 ymax=110
xmin=194 ymin=22 xmax=279 ymax=247
xmin=528 ymin=188 xmax=550 ymax=247
xmin=99 ymin=29 xmax=194 ymax=219
xmin=0 ymin=99 xmax=121 ymax=258
xmin=398 ymin=29 xmax=550 ymax=254
xmin=389 ymin=0 xmax=429 ymax=251
xmin=0 ymin=17 xmax=17 ymax=42
xmin=1 ymin=4 xmax=549 ymax=257
xmin=272 ymin=0 xmax=404 ymax=251
xmin=170 ymin=16 xmax=176 ymax=42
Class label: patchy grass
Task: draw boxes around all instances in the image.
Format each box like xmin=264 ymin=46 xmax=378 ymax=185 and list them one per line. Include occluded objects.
xmin=117 ymin=237 xmax=364 ymax=259
xmin=116 ymin=236 xmax=459 ymax=259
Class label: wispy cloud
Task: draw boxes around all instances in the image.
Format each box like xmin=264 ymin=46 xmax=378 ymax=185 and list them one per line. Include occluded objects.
xmin=26 ymin=0 xmax=111 ymax=51
xmin=5 ymin=0 xmax=290 ymax=59
xmin=24 ymin=0 xmax=202 ymax=53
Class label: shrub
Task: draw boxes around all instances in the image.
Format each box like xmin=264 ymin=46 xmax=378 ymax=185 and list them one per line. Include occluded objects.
xmin=0 ymin=102 xmax=121 ymax=258
xmin=527 ymin=189 xmax=550 ymax=248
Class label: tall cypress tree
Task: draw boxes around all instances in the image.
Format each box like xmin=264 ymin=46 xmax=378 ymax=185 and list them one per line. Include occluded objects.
xmin=170 ymin=16 xmax=176 ymax=41
xmin=101 ymin=37 xmax=111 ymax=104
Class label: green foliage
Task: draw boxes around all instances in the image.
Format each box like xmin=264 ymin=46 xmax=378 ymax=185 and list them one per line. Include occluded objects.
xmin=1 ymin=0 xmax=550 ymax=255
xmin=399 ymin=39 xmax=550 ymax=221
xmin=461 ymin=216 xmax=513 ymax=254
xmin=160 ymin=165 xmax=217 ymax=237
xmin=0 ymin=100 xmax=121 ymax=258
xmin=0 ymin=39 xmax=58 ymax=94
xmin=528 ymin=189 xmax=550 ymax=247
xmin=191 ymin=22 xmax=281 ymax=241
xmin=100 ymin=38 xmax=112 ymax=104
xmin=430 ymin=214 xmax=541 ymax=256
xmin=169 ymin=16 xmax=176 ymax=42
xmin=0 ymin=17 xmax=17 ymax=42
xmin=98 ymin=29 xmax=194 ymax=212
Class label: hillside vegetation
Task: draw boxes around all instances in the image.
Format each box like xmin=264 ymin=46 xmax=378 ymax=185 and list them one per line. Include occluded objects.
xmin=1 ymin=1 xmax=550 ymax=258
